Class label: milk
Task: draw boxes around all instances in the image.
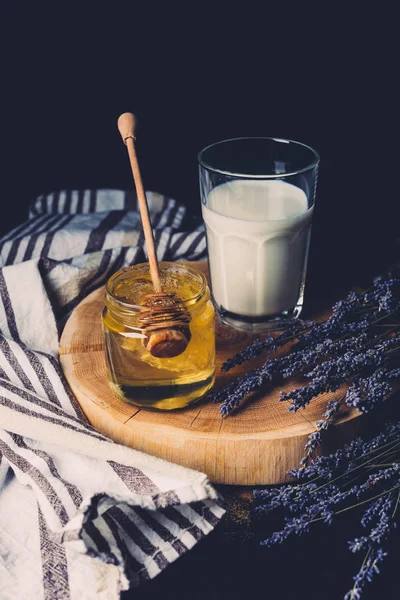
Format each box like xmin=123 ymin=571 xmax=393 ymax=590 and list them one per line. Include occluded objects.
xmin=202 ymin=179 xmax=313 ymax=317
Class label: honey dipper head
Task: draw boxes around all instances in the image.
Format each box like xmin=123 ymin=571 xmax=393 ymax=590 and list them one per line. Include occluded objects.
xmin=145 ymin=327 xmax=191 ymax=358
xmin=139 ymin=292 xmax=192 ymax=358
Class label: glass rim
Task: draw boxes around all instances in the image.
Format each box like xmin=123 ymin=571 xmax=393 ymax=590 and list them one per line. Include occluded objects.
xmin=105 ymin=261 xmax=208 ymax=312
xmin=197 ymin=136 xmax=320 ymax=179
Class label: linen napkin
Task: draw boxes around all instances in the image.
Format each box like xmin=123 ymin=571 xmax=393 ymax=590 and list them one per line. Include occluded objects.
xmin=0 ymin=190 xmax=224 ymax=599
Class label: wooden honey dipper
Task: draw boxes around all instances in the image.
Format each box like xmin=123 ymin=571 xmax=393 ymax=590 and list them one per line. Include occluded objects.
xmin=117 ymin=113 xmax=191 ymax=359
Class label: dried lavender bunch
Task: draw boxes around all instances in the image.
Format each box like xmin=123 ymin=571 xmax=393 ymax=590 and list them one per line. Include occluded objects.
xmin=252 ymin=422 xmax=400 ymax=600
xmin=208 ymin=264 xmax=400 ymax=421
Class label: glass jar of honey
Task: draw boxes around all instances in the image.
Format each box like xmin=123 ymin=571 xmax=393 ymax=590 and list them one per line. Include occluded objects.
xmin=102 ymin=262 xmax=216 ymax=410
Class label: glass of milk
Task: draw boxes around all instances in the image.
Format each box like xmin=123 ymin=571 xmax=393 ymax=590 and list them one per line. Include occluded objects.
xmin=198 ymin=137 xmax=319 ymax=332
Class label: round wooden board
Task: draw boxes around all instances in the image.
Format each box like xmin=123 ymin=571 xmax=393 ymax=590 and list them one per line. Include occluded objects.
xmin=59 ymin=261 xmax=362 ymax=485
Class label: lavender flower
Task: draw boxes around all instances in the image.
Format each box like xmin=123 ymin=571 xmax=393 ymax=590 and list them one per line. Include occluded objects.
xmin=344 ymin=492 xmax=397 ymax=599
xmin=361 ymin=495 xmax=393 ymax=528
xmin=344 ymin=548 xmax=388 ymax=600
xmin=346 ymin=369 xmax=396 ymax=413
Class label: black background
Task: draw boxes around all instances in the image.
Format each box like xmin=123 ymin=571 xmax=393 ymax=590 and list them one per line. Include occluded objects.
xmin=2 ymin=4 xmax=399 ymax=291
xmin=1 ymin=4 xmax=399 ymax=599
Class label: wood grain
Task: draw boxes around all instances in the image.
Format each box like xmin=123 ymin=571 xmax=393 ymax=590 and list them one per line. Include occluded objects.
xmin=59 ymin=261 xmax=364 ymax=485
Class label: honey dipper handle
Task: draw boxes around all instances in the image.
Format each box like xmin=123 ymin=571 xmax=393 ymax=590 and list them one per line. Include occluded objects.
xmin=117 ymin=113 xmax=162 ymax=293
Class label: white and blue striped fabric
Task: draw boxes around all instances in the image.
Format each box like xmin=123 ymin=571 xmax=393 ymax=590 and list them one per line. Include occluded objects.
xmin=0 ymin=189 xmax=224 ymax=599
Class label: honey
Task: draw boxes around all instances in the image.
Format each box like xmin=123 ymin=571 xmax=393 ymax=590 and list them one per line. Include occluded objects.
xmin=102 ymin=262 xmax=216 ymax=410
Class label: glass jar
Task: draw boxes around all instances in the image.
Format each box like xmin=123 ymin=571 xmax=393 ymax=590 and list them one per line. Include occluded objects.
xmin=102 ymin=262 xmax=216 ymax=410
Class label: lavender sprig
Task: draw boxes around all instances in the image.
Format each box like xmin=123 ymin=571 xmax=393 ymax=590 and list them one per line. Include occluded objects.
xmin=221 ymin=320 xmax=313 ymax=372
xmin=300 ymin=397 xmax=345 ymax=466
xmin=253 ymin=422 xmax=400 ymax=599
xmin=344 ymin=547 xmax=388 ymax=600
xmin=344 ymin=491 xmax=399 ymax=600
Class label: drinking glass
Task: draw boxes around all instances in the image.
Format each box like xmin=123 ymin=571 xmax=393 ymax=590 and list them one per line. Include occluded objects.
xmin=198 ymin=137 xmax=320 ymax=332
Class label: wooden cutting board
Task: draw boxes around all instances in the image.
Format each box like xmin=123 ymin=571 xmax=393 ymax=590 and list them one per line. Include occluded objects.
xmin=59 ymin=261 xmax=363 ymax=485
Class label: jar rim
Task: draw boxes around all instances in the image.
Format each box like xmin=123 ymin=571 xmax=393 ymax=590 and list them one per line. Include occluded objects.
xmin=105 ymin=261 xmax=208 ymax=312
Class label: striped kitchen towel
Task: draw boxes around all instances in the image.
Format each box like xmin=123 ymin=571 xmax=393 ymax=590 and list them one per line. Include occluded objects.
xmin=0 ymin=190 xmax=224 ymax=600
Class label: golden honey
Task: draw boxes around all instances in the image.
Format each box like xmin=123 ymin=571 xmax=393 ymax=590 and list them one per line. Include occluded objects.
xmin=102 ymin=262 xmax=216 ymax=410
